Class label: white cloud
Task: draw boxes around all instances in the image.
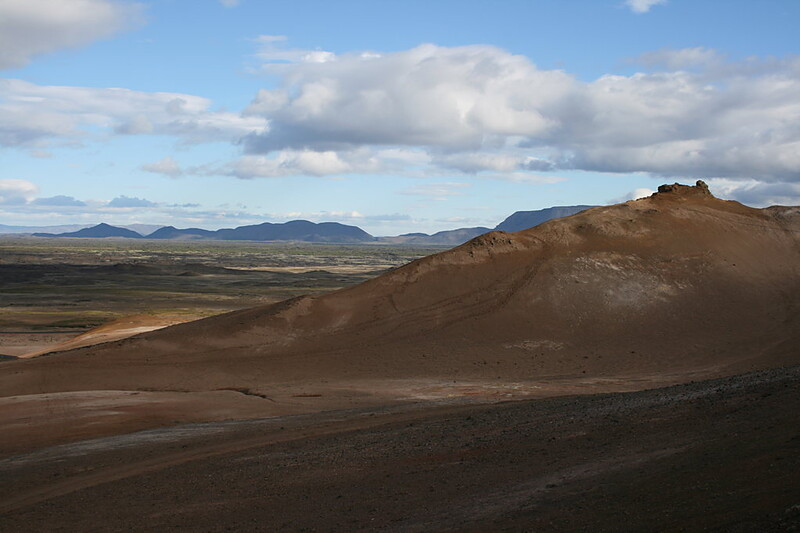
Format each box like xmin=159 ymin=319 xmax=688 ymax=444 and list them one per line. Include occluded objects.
xmin=141 ymin=156 xmax=183 ymax=177
xmin=0 ymin=0 xmax=143 ymax=69
xmin=400 ymin=182 xmax=470 ymax=200
xmin=261 ymin=210 xmax=412 ymax=228
xmin=107 ymin=195 xmax=157 ymax=208
xmin=0 ymin=179 xmax=38 ymax=204
xmin=624 ymin=0 xmax=667 ymax=14
xmin=631 ymin=188 xmax=655 ymax=200
xmin=482 ymin=172 xmax=568 ymax=185
xmin=635 ymin=47 xmax=721 ymax=70
xmin=0 ymin=183 xmax=420 ymax=232
xmin=254 ymin=35 xmax=287 ymax=44
xmin=252 ymin=36 xmax=337 ymax=66
xmin=0 ymin=78 xmax=266 ymax=147
xmin=241 ymin=44 xmax=800 ymax=183
xmin=244 ymin=44 xmax=572 ymax=153
xmin=219 ymin=0 xmax=239 ymax=7
xmin=433 ymin=153 xmax=555 ymax=174
xmin=115 ymin=114 xmax=154 ymax=135
xmin=610 ymin=187 xmax=655 ymax=203
xmin=32 ymin=195 xmax=86 ymax=206
xmin=563 ymin=64 xmax=800 ymax=180
xmin=3 ymin=39 xmax=799 ymax=196
xmin=219 ymin=149 xmax=385 ymax=178
xmin=705 ymin=178 xmax=800 ymax=207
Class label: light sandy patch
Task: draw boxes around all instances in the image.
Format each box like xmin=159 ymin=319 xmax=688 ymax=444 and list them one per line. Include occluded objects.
xmin=19 ymin=315 xmax=193 ymax=358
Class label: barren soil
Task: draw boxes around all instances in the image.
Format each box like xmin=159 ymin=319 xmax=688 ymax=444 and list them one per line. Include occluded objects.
xmin=1 ymin=366 xmax=798 ymax=531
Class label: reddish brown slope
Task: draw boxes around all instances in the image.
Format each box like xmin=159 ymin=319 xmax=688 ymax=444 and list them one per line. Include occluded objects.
xmin=2 ymin=182 xmax=799 ymax=398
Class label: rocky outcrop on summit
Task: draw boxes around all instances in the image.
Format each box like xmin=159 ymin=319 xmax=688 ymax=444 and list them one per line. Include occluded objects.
xmin=656 ymin=179 xmax=713 ymax=196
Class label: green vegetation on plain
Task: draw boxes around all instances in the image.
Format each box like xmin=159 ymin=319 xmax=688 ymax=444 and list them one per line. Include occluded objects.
xmin=0 ymin=236 xmax=444 ymax=331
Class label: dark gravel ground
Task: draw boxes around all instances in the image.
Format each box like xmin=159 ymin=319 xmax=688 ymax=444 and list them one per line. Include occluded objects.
xmin=2 ymin=365 xmax=799 ymax=532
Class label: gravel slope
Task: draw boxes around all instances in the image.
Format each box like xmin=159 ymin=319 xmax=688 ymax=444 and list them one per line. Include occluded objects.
xmin=2 ymin=366 xmax=798 ymax=531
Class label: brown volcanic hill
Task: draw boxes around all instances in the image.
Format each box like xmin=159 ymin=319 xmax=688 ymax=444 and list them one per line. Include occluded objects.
xmin=2 ymin=182 xmax=799 ymax=404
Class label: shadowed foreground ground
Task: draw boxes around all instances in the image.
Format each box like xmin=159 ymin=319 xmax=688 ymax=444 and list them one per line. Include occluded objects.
xmin=2 ymin=365 xmax=798 ymax=532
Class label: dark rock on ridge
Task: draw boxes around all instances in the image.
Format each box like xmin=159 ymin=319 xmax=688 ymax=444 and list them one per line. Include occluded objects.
xmin=657 ymin=179 xmax=713 ymax=196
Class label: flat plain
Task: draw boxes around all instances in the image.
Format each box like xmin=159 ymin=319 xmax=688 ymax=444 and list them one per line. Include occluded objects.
xmin=0 ymin=236 xmax=441 ymax=357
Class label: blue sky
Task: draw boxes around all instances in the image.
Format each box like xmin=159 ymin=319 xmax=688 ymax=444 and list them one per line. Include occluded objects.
xmin=1 ymin=0 xmax=798 ymax=235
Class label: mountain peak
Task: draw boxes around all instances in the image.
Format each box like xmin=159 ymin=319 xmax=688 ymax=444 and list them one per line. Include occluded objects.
xmin=34 ymin=223 xmax=143 ymax=239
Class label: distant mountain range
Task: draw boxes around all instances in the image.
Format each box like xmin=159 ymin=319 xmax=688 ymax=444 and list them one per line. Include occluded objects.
xmin=0 ymin=223 xmax=163 ymax=235
xmin=382 ymin=206 xmax=597 ymax=244
xmin=377 ymin=206 xmax=596 ymax=245
xmin=25 ymin=205 xmax=597 ymax=244
xmin=376 ymin=227 xmax=491 ymax=245
xmin=213 ymin=220 xmax=372 ymax=243
xmin=34 ymin=219 xmax=374 ymax=243
xmin=494 ymin=205 xmax=597 ymax=232
xmin=146 ymin=226 xmax=215 ymax=239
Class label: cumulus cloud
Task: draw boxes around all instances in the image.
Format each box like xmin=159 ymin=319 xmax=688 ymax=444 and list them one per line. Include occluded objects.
xmin=624 ymin=0 xmax=667 ymax=14
xmin=240 ymin=43 xmax=800 ymax=183
xmin=0 ymin=179 xmax=38 ymax=204
xmin=0 ymin=79 xmax=266 ymax=147
xmin=706 ymin=179 xmax=800 ymax=207
xmin=0 ymin=0 xmax=143 ymax=69
xmin=141 ymin=156 xmax=183 ymax=177
xmin=3 ymin=38 xmax=798 ymax=193
xmin=635 ymin=47 xmax=721 ymax=70
xmin=489 ymin=173 xmax=568 ymax=185
xmin=610 ymin=187 xmax=656 ymax=203
xmin=114 ymin=114 xmax=154 ymax=135
xmin=244 ymin=44 xmax=572 ymax=154
xmin=433 ymin=153 xmax=556 ymax=174
xmin=31 ymin=195 xmax=86 ymax=206
xmin=107 ymin=195 xmax=157 ymax=208
xmin=252 ymin=36 xmax=337 ymax=66
xmin=217 ymin=149 xmax=389 ymax=178
xmin=561 ymin=63 xmax=800 ymax=180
